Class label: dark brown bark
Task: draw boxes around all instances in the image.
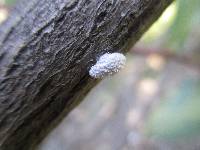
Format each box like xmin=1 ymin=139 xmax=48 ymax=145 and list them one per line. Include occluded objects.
xmin=0 ymin=0 xmax=173 ymax=149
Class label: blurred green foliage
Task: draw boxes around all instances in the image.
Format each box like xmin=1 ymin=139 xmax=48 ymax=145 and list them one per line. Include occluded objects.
xmin=145 ymin=0 xmax=200 ymax=140
xmin=142 ymin=0 xmax=200 ymax=51
xmin=167 ymin=0 xmax=200 ymax=50
xmin=1 ymin=0 xmax=16 ymax=5
xmin=147 ymin=79 xmax=200 ymax=139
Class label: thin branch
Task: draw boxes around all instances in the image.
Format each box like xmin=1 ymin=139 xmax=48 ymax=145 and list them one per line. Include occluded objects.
xmin=132 ymin=47 xmax=200 ymax=71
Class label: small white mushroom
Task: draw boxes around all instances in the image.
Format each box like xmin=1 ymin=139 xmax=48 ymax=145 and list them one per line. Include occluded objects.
xmin=89 ymin=52 xmax=126 ymax=79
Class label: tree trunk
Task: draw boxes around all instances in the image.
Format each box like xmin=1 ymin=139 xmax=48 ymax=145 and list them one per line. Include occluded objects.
xmin=0 ymin=0 xmax=173 ymax=149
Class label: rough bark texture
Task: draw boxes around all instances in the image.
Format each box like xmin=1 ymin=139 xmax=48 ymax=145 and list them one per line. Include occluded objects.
xmin=0 ymin=0 xmax=173 ymax=149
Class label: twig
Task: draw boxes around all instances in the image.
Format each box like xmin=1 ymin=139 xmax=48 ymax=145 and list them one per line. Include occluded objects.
xmin=131 ymin=47 xmax=200 ymax=71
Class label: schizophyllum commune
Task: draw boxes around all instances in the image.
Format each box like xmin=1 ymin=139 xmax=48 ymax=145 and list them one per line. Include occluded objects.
xmin=89 ymin=53 xmax=126 ymax=79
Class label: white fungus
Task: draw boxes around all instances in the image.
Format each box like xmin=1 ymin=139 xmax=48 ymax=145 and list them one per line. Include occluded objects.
xmin=89 ymin=52 xmax=126 ymax=79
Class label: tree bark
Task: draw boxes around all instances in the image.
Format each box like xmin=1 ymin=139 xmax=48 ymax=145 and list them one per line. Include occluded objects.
xmin=0 ymin=0 xmax=173 ymax=149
